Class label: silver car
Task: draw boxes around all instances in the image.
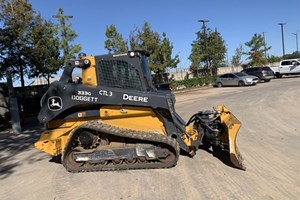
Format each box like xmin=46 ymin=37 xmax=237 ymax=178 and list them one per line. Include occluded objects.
xmin=215 ymin=72 xmax=259 ymax=87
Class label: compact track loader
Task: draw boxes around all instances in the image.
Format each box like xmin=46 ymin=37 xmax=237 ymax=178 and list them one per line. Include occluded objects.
xmin=35 ymin=51 xmax=245 ymax=172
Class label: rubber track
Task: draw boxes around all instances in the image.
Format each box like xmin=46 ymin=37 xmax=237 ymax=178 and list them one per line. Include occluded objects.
xmin=62 ymin=120 xmax=180 ymax=173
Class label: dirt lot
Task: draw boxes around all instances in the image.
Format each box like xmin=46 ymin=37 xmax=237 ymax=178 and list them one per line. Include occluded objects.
xmin=1 ymin=76 xmax=300 ymax=200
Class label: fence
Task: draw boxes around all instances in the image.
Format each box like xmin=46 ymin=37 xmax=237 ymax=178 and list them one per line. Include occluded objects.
xmin=168 ymin=62 xmax=280 ymax=81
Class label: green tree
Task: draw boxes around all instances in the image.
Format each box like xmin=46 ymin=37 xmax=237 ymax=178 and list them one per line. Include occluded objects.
xmin=28 ymin=14 xmax=62 ymax=85
xmin=283 ymin=51 xmax=300 ymax=59
xmin=244 ymin=33 xmax=271 ymax=66
xmin=0 ymin=0 xmax=35 ymax=89
xmin=104 ymin=22 xmax=179 ymax=73
xmin=189 ymin=26 xmax=226 ymax=76
xmin=53 ymin=8 xmax=81 ymax=64
xmin=209 ymin=30 xmax=226 ymax=68
xmin=129 ymin=26 xmax=139 ymax=51
xmin=267 ymin=55 xmax=281 ymax=63
xmin=104 ymin=24 xmax=128 ymax=53
xmin=188 ymin=38 xmax=203 ymax=72
xmin=158 ymin=32 xmax=180 ymax=73
xmin=231 ymin=45 xmax=244 ymax=66
xmin=0 ymin=0 xmax=37 ymax=129
xmin=130 ymin=22 xmax=179 ymax=73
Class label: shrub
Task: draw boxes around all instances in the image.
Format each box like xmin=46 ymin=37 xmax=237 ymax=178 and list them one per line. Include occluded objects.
xmin=171 ymin=76 xmax=216 ymax=90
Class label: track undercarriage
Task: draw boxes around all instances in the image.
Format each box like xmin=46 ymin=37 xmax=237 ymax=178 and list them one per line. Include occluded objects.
xmin=63 ymin=121 xmax=179 ymax=172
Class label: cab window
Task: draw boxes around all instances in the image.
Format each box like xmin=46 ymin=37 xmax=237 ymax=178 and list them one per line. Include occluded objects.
xmin=96 ymin=59 xmax=143 ymax=91
xmin=227 ymin=74 xmax=236 ymax=78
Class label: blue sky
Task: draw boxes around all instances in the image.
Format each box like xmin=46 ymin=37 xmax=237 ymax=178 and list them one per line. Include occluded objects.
xmin=28 ymin=0 xmax=300 ymax=66
xmin=4 ymin=0 xmax=300 ymax=85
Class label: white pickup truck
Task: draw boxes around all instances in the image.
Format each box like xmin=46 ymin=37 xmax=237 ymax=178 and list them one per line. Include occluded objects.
xmin=271 ymin=59 xmax=300 ymax=78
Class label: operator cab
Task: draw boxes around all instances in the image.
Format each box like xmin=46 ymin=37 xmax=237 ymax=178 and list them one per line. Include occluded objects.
xmin=61 ymin=51 xmax=157 ymax=92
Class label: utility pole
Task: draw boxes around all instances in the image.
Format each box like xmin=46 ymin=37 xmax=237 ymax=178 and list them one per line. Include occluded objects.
xmin=278 ymin=23 xmax=286 ymax=58
xmin=53 ymin=8 xmax=73 ymax=63
xmin=198 ymin=19 xmax=210 ymax=75
xmin=262 ymin=32 xmax=267 ymax=58
xmin=292 ymin=32 xmax=299 ymax=54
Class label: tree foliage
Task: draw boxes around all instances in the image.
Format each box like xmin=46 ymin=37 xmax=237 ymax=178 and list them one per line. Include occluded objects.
xmin=129 ymin=26 xmax=139 ymax=52
xmin=244 ymin=33 xmax=271 ymax=66
xmin=209 ymin=30 xmax=226 ymax=68
xmin=130 ymin=22 xmax=179 ymax=73
xmin=27 ymin=14 xmax=62 ymax=84
xmin=0 ymin=2 xmax=81 ymax=89
xmin=53 ymin=8 xmax=81 ymax=64
xmin=283 ymin=51 xmax=300 ymax=59
xmin=104 ymin=24 xmax=127 ymax=53
xmin=231 ymin=45 xmax=243 ymax=66
xmin=105 ymin=22 xmax=179 ymax=73
xmin=267 ymin=55 xmax=281 ymax=63
xmin=0 ymin=0 xmax=35 ymax=88
xmin=189 ymin=27 xmax=226 ymax=75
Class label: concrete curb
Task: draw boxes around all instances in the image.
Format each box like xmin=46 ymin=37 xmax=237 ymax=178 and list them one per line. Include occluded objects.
xmin=173 ymin=85 xmax=214 ymax=94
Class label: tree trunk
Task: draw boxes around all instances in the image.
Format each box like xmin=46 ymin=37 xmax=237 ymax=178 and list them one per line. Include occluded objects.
xmin=19 ymin=64 xmax=25 ymax=95
xmin=6 ymin=72 xmax=21 ymax=134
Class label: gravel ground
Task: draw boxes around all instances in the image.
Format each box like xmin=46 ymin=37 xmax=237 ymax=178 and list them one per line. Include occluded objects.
xmin=0 ymin=76 xmax=299 ymax=200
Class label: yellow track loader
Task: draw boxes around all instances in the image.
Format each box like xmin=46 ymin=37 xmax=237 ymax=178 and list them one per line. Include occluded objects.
xmin=35 ymin=51 xmax=244 ymax=172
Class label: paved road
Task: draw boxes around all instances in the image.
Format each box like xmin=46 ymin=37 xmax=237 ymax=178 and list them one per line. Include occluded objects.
xmin=1 ymin=77 xmax=300 ymax=200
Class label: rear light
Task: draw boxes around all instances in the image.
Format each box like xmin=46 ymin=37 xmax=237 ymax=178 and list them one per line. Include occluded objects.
xmin=165 ymin=83 xmax=173 ymax=91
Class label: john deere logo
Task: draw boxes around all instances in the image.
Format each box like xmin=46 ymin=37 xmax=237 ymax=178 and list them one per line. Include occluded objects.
xmin=48 ymin=96 xmax=63 ymax=111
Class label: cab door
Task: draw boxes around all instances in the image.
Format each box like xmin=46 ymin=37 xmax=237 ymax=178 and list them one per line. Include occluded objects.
xmin=279 ymin=60 xmax=291 ymax=74
xmin=290 ymin=60 xmax=300 ymax=74
xmin=227 ymin=73 xmax=238 ymax=86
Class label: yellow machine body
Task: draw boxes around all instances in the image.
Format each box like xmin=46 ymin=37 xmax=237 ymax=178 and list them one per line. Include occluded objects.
xmin=34 ymin=51 xmax=244 ymax=172
xmin=35 ymin=105 xmax=244 ymax=169
xmin=35 ymin=106 xmax=167 ymax=156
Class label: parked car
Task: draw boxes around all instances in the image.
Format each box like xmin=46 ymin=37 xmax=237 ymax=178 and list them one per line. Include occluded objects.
xmin=151 ymin=72 xmax=172 ymax=90
xmin=214 ymin=72 xmax=259 ymax=87
xmin=241 ymin=66 xmax=274 ymax=82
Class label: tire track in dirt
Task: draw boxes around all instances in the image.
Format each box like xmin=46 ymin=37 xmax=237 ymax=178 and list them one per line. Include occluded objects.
xmin=2 ymin=78 xmax=300 ymax=200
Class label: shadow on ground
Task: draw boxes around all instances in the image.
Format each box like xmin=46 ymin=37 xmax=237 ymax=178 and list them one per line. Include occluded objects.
xmin=0 ymin=117 xmax=44 ymax=180
xmin=199 ymin=146 xmax=244 ymax=170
